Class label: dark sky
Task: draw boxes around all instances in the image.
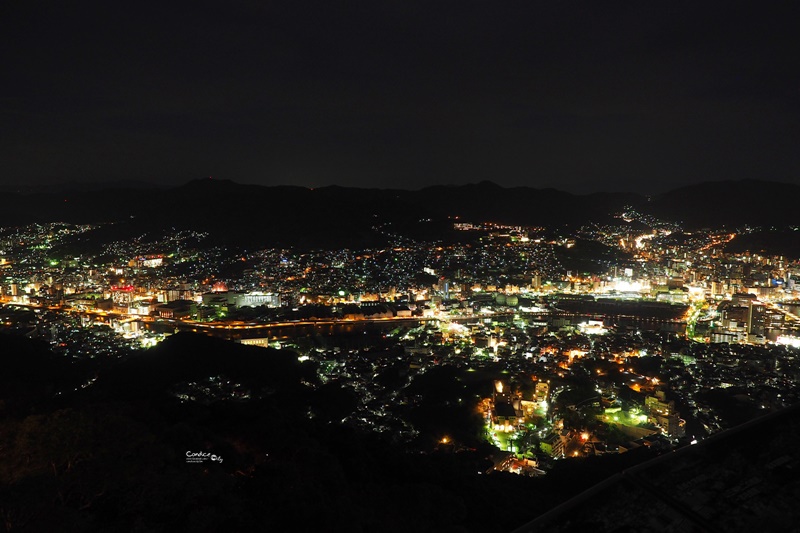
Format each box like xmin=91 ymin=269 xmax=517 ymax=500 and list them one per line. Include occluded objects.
xmin=2 ymin=1 xmax=799 ymax=193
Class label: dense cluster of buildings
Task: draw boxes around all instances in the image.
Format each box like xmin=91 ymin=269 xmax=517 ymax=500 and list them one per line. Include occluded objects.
xmin=2 ymin=217 xmax=800 ymax=473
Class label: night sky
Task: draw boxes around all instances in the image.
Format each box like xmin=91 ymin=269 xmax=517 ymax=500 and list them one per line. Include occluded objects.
xmin=3 ymin=1 xmax=799 ymax=193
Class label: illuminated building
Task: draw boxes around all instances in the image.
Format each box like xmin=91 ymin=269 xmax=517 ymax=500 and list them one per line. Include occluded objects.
xmin=129 ymin=255 xmax=164 ymax=269
xmin=235 ymin=292 xmax=280 ymax=308
xmin=212 ymin=281 xmax=228 ymax=293
xmin=645 ymin=391 xmax=685 ymax=438
xmin=492 ymin=401 xmax=519 ymax=432
xmin=540 ymin=432 xmax=565 ymax=458
xmin=534 ymin=382 xmax=549 ymax=403
xmin=201 ymin=291 xmax=280 ymax=308
xmin=110 ymin=285 xmax=135 ymax=306
xmin=156 ymin=299 xmax=196 ymax=319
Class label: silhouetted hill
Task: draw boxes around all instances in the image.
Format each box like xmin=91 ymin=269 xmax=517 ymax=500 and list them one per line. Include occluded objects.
xmin=2 ymin=178 xmax=798 ymax=247
xmin=647 ymin=179 xmax=800 ymax=229
xmin=725 ymin=230 xmax=800 ymax=258
xmin=0 ymin=334 xmax=93 ymax=415
xmin=0 ymin=179 xmax=634 ymax=248
xmin=418 ymin=182 xmax=641 ymax=227
xmin=92 ymin=332 xmax=316 ymax=401
xmin=514 ymin=403 xmax=800 ymax=533
xmin=0 ymin=331 xmax=669 ymax=533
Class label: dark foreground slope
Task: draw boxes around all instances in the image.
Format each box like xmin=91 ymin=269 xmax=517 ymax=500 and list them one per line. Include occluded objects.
xmin=1 ymin=333 xmax=667 ymax=533
xmin=4 ymin=332 xmax=798 ymax=532
xmin=514 ymin=403 xmax=800 ymax=533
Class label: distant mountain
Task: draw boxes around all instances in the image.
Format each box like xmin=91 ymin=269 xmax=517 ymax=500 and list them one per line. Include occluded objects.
xmin=0 ymin=178 xmax=637 ymax=248
xmin=1 ymin=178 xmax=797 ymax=248
xmin=647 ymin=179 xmax=800 ymax=229
xmin=416 ymin=182 xmax=641 ymax=227
xmin=725 ymin=230 xmax=800 ymax=258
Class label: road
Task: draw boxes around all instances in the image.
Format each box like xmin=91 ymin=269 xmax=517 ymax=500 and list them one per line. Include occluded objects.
xmin=0 ymin=297 xmax=498 ymax=332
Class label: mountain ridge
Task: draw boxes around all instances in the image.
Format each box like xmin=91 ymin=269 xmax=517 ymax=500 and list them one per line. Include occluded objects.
xmin=1 ymin=178 xmax=797 ymax=249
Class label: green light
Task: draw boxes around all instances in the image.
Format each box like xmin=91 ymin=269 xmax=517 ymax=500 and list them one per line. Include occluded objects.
xmin=338 ymin=290 xmax=346 ymax=296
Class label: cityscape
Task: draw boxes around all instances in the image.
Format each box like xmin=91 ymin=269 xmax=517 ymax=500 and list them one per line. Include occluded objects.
xmin=3 ymin=2 xmax=800 ymax=531
xmin=2 ymin=180 xmax=800 ymax=531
